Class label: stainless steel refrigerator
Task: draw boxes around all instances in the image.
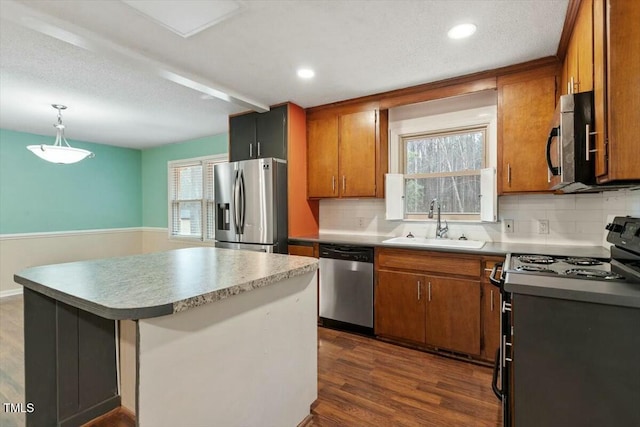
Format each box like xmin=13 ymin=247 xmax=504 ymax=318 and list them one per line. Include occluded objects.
xmin=214 ymin=157 xmax=288 ymax=253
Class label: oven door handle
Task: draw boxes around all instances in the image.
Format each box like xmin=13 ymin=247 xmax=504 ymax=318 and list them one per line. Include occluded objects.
xmin=492 ymin=347 xmax=503 ymax=400
xmin=489 ymin=262 xmax=504 ymax=288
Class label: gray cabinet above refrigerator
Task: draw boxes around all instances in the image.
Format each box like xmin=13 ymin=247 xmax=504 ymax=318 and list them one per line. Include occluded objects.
xmin=229 ymin=104 xmax=287 ymax=162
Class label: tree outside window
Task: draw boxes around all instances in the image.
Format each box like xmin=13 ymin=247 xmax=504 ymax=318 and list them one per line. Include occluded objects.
xmin=403 ymin=127 xmax=485 ymax=219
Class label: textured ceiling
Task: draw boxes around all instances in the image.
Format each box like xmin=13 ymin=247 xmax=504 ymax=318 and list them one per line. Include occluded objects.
xmin=0 ymin=0 xmax=569 ymax=149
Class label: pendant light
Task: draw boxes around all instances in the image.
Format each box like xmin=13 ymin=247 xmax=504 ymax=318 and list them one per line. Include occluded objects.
xmin=27 ymin=105 xmax=94 ymax=164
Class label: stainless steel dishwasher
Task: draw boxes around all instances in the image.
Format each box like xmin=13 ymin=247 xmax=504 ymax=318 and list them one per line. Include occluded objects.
xmin=319 ymin=244 xmax=374 ymax=334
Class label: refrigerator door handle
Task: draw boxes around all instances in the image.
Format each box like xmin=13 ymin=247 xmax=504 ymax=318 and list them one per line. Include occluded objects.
xmin=239 ymin=170 xmax=246 ymax=234
xmin=233 ymin=170 xmax=241 ymax=234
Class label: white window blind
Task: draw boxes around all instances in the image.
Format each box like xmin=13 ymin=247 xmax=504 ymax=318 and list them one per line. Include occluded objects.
xmin=168 ymin=155 xmax=227 ymax=240
xmin=204 ymin=161 xmax=216 ymax=240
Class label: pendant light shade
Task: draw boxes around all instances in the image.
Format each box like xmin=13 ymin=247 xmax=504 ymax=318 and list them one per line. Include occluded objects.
xmin=27 ymin=105 xmax=94 ymax=164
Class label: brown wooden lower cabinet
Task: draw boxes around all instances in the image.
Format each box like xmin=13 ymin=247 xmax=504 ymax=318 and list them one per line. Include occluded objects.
xmin=425 ymin=276 xmax=481 ymax=356
xmin=374 ymin=247 xmax=504 ymax=363
xmin=375 ymin=270 xmax=426 ymax=344
xmin=288 ymin=244 xmax=316 ymax=257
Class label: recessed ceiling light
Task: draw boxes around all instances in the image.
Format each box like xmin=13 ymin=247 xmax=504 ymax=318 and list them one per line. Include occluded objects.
xmin=447 ymin=23 xmax=477 ymax=40
xmin=297 ymin=68 xmax=315 ymax=79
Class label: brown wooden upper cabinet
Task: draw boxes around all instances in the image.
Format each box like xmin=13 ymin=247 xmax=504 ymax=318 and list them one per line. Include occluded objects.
xmin=592 ymin=0 xmax=640 ymax=182
xmin=498 ymin=65 xmax=558 ymax=194
xmin=307 ymin=108 xmax=387 ymax=199
xmin=561 ymin=0 xmax=593 ymax=95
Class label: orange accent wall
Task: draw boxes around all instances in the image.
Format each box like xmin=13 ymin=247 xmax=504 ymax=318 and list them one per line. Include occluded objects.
xmin=287 ymin=103 xmax=319 ymax=236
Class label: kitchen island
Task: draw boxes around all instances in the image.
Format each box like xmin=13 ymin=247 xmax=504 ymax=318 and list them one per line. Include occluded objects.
xmin=15 ymin=247 xmax=319 ymax=427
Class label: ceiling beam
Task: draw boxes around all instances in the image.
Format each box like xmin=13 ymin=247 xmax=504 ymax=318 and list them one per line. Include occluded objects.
xmin=1 ymin=0 xmax=269 ymax=113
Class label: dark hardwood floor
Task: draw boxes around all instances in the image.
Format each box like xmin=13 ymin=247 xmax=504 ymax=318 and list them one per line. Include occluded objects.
xmin=1 ymin=296 xmax=501 ymax=426
xmin=310 ymin=327 xmax=502 ymax=426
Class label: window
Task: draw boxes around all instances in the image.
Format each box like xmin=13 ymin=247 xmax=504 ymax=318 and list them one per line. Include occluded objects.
xmin=168 ymin=155 xmax=226 ymax=240
xmin=403 ymin=127 xmax=486 ymax=219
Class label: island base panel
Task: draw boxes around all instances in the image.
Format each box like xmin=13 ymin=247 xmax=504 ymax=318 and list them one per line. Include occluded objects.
xmin=136 ymin=271 xmax=318 ymax=427
xmin=24 ymin=288 xmax=119 ymax=426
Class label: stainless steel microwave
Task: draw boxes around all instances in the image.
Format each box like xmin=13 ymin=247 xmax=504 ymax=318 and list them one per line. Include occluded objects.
xmin=546 ymin=91 xmax=595 ymax=192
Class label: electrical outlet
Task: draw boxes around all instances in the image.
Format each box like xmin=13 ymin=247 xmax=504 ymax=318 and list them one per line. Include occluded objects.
xmin=538 ymin=219 xmax=549 ymax=234
xmin=357 ymin=217 xmax=365 ymax=228
xmin=502 ymin=219 xmax=514 ymax=233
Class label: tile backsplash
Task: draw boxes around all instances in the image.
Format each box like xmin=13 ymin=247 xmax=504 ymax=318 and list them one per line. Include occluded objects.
xmin=319 ymin=189 xmax=640 ymax=247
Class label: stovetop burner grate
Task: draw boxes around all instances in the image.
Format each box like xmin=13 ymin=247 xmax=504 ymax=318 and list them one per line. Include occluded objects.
xmin=516 ymin=265 xmax=558 ymax=273
xmin=517 ymin=255 xmax=556 ymax=264
xmin=564 ymin=258 xmax=603 ymax=266
xmin=564 ymin=269 xmax=624 ymax=280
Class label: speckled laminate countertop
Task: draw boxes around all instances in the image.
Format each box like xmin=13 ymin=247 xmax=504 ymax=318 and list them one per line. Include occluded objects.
xmin=14 ymin=247 xmax=318 ymax=320
xmin=289 ymin=233 xmax=611 ymax=259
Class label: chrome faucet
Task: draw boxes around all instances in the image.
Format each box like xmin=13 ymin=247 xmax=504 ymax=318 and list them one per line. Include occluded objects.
xmin=428 ymin=198 xmax=449 ymax=239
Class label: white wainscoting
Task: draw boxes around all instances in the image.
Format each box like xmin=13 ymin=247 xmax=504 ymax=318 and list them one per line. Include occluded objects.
xmin=0 ymin=227 xmax=216 ymax=297
xmin=0 ymin=228 xmax=142 ymax=296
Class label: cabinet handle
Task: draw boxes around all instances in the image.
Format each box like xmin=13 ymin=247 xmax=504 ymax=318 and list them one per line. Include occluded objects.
xmin=332 ymin=176 xmax=336 ymax=193
xmin=257 ymin=142 xmax=261 ymax=157
xmin=342 ymin=176 xmax=346 ymax=192
xmin=417 ymin=280 xmax=421 ymax=301
xmin=490 ymin=290 xmax=494 ymax=312
xmin=585 ymin=124 xmax=597 ymax=161
xmin=570 ymin=77 xmax=576 ymax=94
xmin=567 ymin=81 xmax=572 ymax=95
xmin=428 ymin=282 xmax=432 ymax=302
xmin=249 ymin=143 xmax=253 ymax=158
xmin=507 ymin=163 xmax=511 ymax=184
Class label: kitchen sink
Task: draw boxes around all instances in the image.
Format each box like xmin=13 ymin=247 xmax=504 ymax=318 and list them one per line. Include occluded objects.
xmin=381 ymin=236 xmax=485 ymax=249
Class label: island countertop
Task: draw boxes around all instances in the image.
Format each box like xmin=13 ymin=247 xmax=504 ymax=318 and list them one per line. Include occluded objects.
xmin=14 ymin=247 xmax=318 ymax=320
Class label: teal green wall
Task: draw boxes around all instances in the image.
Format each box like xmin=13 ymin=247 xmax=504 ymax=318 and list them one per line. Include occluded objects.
xmin=141 ymin=134 xmax=228 ymax=227
xmin=0 ymin=129 xmax=142 ymax=233
xmin=0 ymin=129 xmax=227 ymax=233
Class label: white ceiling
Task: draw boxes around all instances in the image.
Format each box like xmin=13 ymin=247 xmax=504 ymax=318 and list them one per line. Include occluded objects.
xmin=0 ymin=0 xmax=569 ymax=149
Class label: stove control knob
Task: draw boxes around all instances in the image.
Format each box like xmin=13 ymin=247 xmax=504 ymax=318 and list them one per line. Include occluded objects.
xmin=606 ymin=223 xmax=623 ymax=232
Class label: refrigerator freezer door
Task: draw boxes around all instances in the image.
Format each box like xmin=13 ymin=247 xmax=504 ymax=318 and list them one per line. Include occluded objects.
xmin=214 ymin=162 xmax=239 ymax=243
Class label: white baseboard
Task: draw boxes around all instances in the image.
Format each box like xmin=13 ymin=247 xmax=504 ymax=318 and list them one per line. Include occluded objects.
xmin=0 ymin=288 xmax=23 ymax=299
xmin=0 ymin=227 xmax=142 ymax=241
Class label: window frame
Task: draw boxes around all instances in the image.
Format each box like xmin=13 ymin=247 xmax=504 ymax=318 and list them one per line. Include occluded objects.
xmin=167 ymin=154 xmax=227 ymax=242
xmin=401 ymin=125 xmax=488 ymax=221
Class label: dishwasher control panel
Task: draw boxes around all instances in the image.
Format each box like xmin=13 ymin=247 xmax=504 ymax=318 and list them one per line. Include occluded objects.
xmin=319 ymin=244 xmax=374 ymax=263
